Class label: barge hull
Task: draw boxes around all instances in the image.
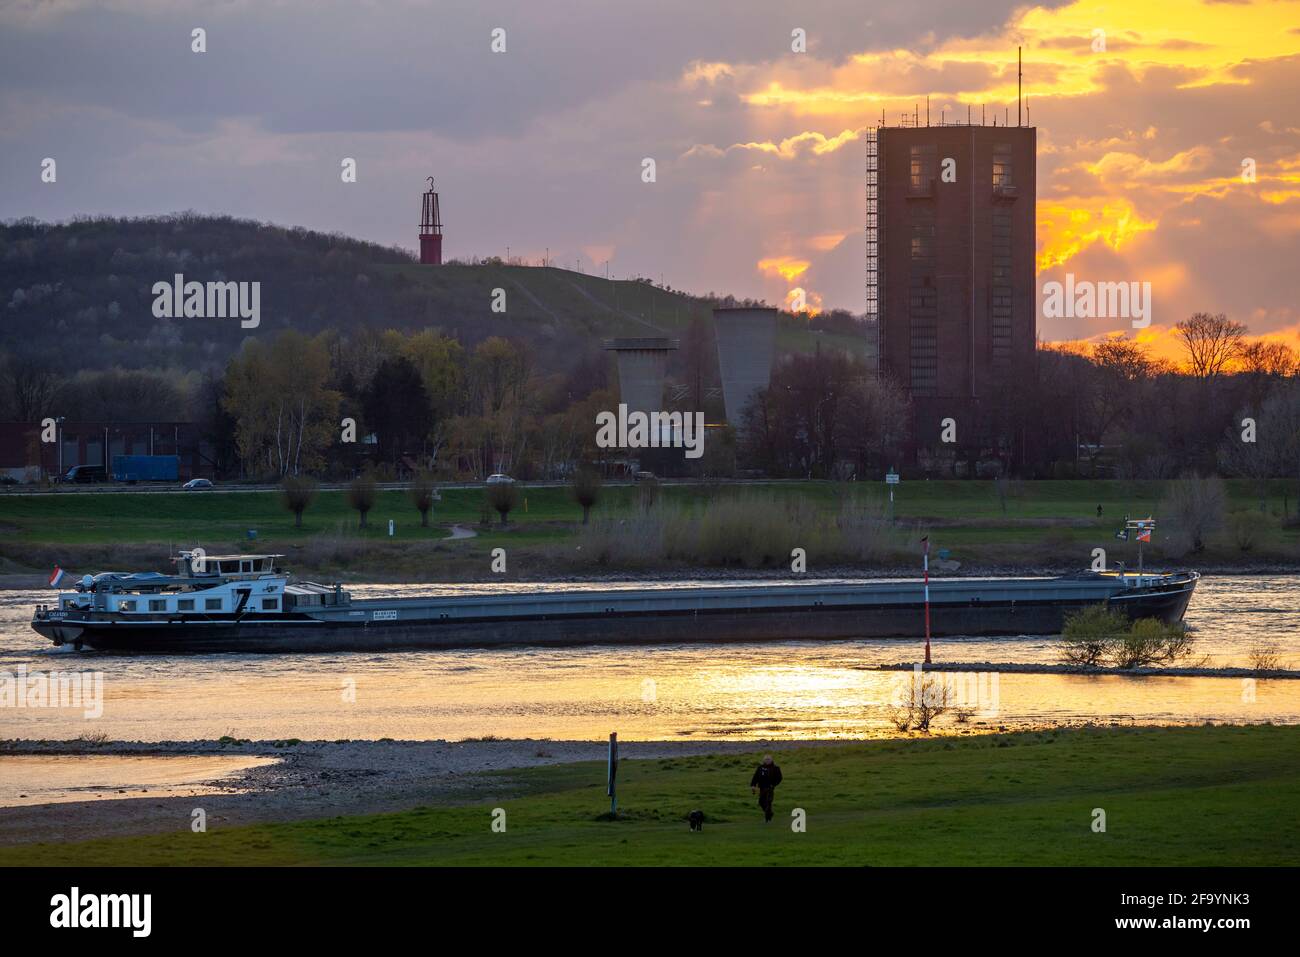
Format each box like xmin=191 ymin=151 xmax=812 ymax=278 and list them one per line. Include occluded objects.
xmin=34 ymin=585 xmax=1195 ymax=655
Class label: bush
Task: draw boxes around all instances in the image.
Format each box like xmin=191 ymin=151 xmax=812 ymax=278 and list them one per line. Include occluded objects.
xmin=1227 ymin=510 xmax=1273 ymax=552
xmin=571 ymin=492 xmax=914 ymax=569
xmin=1060 ymin=605 xmax=1124 ymax=666
xmin=1110 ymin=617 xmax=1193 ymax=668
xmin=280 ymin=475 xmax=318 ymax=528
xmin=1060 ymin=605 xmax=1194 ymax=669
xmin=1247 ymin=642 xmax=1282 ymax=673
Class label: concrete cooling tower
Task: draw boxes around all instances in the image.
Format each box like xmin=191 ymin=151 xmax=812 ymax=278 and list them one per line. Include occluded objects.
xmin=604 ymin=338 xmax=677 ymax=416
xmin=712 ymin=307 xmax=777 ymax=424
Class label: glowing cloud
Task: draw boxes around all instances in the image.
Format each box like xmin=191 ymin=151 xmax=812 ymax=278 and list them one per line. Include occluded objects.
xmin=1037 ymin=199 xmax=1158 ymax=271
xmin=757 ymin=256 xmax=811 ymax=282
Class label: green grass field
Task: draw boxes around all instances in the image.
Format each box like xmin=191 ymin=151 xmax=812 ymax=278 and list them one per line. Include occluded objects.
xmin=1 ymin=480 xmax=1295 ymax=576
xmin=5 ymin=726 xmax=1296 ymax=866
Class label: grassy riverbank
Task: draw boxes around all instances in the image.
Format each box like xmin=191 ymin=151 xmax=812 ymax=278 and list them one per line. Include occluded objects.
xmin=2 ymin=725 xmax=1295 ymax=866
xmin=1 ymin=479 xmax=1296 ymax=581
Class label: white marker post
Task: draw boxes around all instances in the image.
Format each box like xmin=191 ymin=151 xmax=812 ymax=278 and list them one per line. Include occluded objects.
xmin=885 ymin=470 xmax=900 ymax=522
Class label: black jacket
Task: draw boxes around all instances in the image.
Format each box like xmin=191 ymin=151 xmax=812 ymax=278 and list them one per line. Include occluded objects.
xmin=750 ymin=764 xmax=783 ymax=789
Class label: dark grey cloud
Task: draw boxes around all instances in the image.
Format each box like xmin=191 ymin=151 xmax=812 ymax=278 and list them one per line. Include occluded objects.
xmin=0 ymin=0 xmax=1066 ymax=138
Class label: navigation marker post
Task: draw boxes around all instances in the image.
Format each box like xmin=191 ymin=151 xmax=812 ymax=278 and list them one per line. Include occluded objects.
xmin=921 ymin=536 xmax=932 ymax=665
xmin=885 ymin=469 xmax=900 ymax=522
xmin=607 ymin=731 xmax=619 ymax=816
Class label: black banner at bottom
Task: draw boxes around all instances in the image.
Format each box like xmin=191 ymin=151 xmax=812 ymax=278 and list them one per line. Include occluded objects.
xmin=1 ymin=866 xmax=1278 ymax=941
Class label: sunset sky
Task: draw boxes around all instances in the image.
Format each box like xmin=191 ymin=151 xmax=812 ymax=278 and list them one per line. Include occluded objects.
xmin=2 ymin=0 xmax=1299 ymax=357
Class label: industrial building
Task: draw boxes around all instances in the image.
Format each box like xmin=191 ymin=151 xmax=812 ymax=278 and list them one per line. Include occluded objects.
xmin=867 ymin=107 xmax=1036 ymax=464
xmin=712 ymin=306 xmax=777 ymax=426
xmin=0 ymin=421 xmax=207 ymax=483
xmin=604 ymin=338 xmax=677 ymax=417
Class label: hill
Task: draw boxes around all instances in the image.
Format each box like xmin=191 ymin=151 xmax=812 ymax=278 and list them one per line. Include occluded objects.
xmin=0 ymin=214 xmax=872 ymax=377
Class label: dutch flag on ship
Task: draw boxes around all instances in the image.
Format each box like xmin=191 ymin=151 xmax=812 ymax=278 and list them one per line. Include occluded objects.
xmin=48 ymin=566 xmax=66 ymax=588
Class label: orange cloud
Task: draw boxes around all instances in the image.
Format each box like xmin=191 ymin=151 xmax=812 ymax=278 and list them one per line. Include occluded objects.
xmin=757 ymin=256 xmax=811 ymax=282
xmin=1037 ymin=198 xmax=1158 ymax=271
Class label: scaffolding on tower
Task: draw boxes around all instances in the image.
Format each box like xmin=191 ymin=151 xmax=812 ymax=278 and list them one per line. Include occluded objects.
xmin=865 ymin=127 xmax=883 ymax=373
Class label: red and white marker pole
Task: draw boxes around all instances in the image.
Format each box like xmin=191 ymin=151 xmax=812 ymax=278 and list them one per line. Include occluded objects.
xmin=922 ymin=536 xmax=931 ymax=665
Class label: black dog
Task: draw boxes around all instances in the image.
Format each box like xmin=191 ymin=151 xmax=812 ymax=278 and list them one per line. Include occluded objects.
xmin=688 ymin=810 xmax=704 ymax=832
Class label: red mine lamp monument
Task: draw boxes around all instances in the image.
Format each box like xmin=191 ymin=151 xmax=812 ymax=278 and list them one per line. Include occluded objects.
xmin=419 ymin=176 xmax=443 ymax=265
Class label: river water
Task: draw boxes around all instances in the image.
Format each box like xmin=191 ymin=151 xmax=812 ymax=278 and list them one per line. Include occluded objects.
xmin=1 ymin=576 xmax=1295 ymax=742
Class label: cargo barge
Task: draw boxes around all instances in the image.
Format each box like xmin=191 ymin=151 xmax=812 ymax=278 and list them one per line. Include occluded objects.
xmin=30 ymin=551 xmax=1199 ymax=654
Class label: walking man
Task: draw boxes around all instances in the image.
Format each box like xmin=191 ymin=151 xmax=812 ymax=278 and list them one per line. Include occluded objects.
xmin=750 ymin=754 xmax=783 ymax=823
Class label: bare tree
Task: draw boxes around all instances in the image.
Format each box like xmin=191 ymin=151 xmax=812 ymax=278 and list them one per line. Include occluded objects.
xmin=1159 ymin=473 xmax=1227 ymax=554
xmin=408 ymin=472 xmax=437 ymax=527
xmin=280 ymin=475 xmax=318 ymax=528
xmin=885 ymin=669 xmax=952 ymax=732
xmin=1218 ymin=407 xmax=1280 ymax=511
xmin=348 ymin=474 xmax=377 ymax=528
xmin=1240 ymin=340 xmax=1298 ymax=378
xmin=1175 ymin=312 xmax=1247 ymax=380
xmin=0 ymin=352 xmax=58 ymax=421
xmin=570 ymin=469 xmax=602 ymax=524
xmin=485 ymin=480 xmax=519 ymax=526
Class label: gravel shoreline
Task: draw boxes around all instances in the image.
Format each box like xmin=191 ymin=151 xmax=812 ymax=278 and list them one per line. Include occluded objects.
xmin=0 ymin=737 xmax=840 ymax=846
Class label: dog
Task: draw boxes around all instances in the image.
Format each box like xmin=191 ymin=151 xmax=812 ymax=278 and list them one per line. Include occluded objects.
xmin=688 ymin=809 xmax=704 ymax=832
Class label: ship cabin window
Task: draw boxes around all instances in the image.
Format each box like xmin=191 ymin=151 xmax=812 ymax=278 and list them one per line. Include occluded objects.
xmin=149 ymin=599 xmax=167 ymax=612
xmin=261 ymin=598 xmax=279 ymax=611
xmin=241 ymin=560 xmax=254 ymax=574
xmin=178 ymin=599 xmax=195 ymax=611
xmin=63 ymin=599 xmax=77 ymax=610
xmin=205 ymin=598 xmax=223 ymax=611
xmin=120 ymin=600 xmax=136 ymax=612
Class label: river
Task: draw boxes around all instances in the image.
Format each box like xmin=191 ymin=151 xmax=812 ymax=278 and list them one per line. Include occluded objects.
xmin=1 ymin=575 xmax=1296 ymax=741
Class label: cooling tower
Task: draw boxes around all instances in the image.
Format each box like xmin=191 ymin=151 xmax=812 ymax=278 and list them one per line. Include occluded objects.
xmin=712 ymin=307 xmax=777 ymax=424
xmin=604 ymin=338 xmax=677 ymax=416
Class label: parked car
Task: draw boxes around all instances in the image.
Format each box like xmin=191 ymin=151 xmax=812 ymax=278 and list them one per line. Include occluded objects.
xmin=182 ymin=478 xmax=214 ymax=490
xmin=633 ymin=470 xmax=657 ymax=482
xmin=63 ymin=465 xmax=107 ymax=484
xmin=485 ymin=473 xmax=515 ymax=485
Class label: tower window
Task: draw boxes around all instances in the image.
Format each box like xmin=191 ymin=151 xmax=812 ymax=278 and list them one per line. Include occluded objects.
xmin=993 ymin=147 xmax=1013 ymax=190
xmin=909 ymin=145 xmax=936 ymax=193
